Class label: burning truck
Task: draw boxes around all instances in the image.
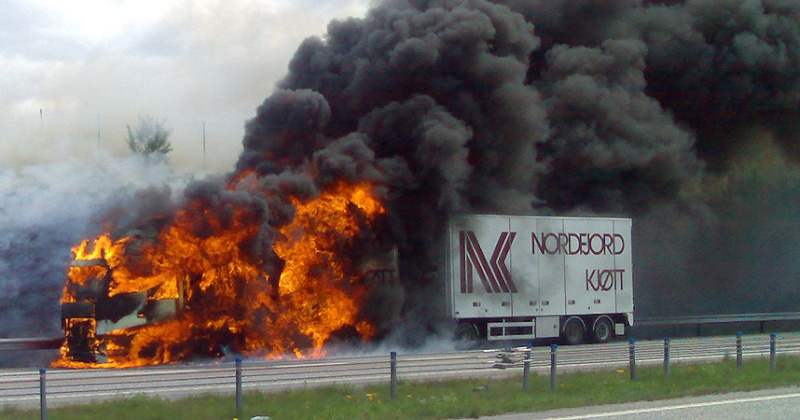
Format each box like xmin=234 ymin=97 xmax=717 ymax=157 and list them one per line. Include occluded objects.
xmin=57 ymin=182 xmax=402 ymax=367
xmin=60 ymin=230 xmax=188 ymax=364
xmin=61 ymin=243 xmax=181 ymax=364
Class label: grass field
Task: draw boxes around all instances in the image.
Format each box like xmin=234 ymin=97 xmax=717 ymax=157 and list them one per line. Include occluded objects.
xmin=2 ymin=355 xmax=800 ymax=420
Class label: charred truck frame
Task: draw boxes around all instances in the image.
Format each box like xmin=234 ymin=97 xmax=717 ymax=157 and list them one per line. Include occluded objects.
xmin=61 ymin=257 xmax=183 ymax=363
xmin=446 ymin=214 xmax=634 ymax=344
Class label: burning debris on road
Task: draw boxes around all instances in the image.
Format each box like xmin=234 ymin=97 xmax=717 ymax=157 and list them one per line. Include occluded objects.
xmin=31 ymin=0 xmax=800 ymax=366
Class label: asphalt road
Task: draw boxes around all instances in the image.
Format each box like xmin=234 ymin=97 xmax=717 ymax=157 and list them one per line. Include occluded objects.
xmin=469 ymin=387 xmax=800 ymax=419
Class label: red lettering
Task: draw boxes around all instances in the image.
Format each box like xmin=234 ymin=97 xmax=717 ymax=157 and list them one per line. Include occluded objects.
xmin=613 ymin=234 xmax=625 ymax=254
xmin=532 ymin=232 xmax=626 ymax=255
xmin=544 ymin=233 xmax=559 ymax=255
xmin=568 ymin=233 xmax=581 ymax=254
xmin=586 ymin=269 xmax=625 ymax=291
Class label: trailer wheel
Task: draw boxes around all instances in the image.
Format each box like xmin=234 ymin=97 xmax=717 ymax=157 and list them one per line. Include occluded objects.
xmin=561 ymin=317 xmax=585 ymax=345
xmin=591 ymin=316 xmax=614 ymax=343
xmin=454 ymin=323 xmax=479 ymax=342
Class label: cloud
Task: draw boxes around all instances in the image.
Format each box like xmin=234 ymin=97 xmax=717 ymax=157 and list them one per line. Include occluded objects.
xmin=0 ymin=0 xmax=370 ymax=172
xmin=0 ymin=1 xmax=86 ymax=60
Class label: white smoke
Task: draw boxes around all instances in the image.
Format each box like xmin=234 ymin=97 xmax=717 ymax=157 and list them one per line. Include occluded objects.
xmin=1 ymin=0 xmax=371 ymax=173
xmin=0 ymin=151 xmax=191 ymax=347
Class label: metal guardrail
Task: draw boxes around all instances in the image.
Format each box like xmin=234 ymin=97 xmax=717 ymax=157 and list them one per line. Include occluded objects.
xmin=0 ymin=337 xmax=62 ymax=351
xmin=3 ymin=333 xmax=800 ymax=417
xmin=636 ymin=312 xmax=800 ymax=326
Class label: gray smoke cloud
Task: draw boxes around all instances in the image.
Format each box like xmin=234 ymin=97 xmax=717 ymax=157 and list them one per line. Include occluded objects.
xmin=535 ymin=38 xmax=702 ymax=212
xmin=274 ymin=0 xmax=550 ymax=216
xmin=0 ymin=154 xmax=189 ymax=366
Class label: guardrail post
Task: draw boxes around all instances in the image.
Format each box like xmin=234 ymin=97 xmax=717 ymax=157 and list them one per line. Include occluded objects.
xmin=663 ymin=337 xmax=671 ymax=378
xmin=522 ymin=359 xmax=531 ymax=392
xmin=629 ymin=338 xmax=636 ymax=381
xmin=550 ymin=344 xmax=557 ymax=391
xmin=39 ymin=368 xmax=46 ymax=420
xmin=235 ymin=357 xmax=243 ymax=418
xmin=735 ymin=332 xmax=743 ymax=369
xmin=390 ymin=351 xmax=397 ymax=399
xmin=770 ymin=333 xmax=777 ymax=373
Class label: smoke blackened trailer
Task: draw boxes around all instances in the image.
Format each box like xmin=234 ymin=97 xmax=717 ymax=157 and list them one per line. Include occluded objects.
xmin=446 ymin=214 xmax=634 ymax=345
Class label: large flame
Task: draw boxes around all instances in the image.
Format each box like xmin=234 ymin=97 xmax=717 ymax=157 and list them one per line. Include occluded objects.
xmin=275 ymin=182 xmax=383 ymax=349
xmin=55 ymin=182 xmax=386 ymax=368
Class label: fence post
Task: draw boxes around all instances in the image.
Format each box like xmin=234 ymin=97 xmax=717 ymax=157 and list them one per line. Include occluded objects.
xmin=629 ymin=338 xmax=636 ymax=381
xmin=235 ymin=357 xmax=243 ymax=419
xmin=663 ymin=337 xmax=671 ymax=378
xmin=550 ymin=344 xmax=557 ymax=391
xmin=770 ymin=333 xmax=777 ymax=373
xmin=39 ymin=368 xmax=46 ymax=420
xmin=523 ymin=359 xmax=531 ymax=392
xmin=390 ymin=351 xmax=397 ymax=399
xmin=735 ymin=332 xmax=743 ymax=369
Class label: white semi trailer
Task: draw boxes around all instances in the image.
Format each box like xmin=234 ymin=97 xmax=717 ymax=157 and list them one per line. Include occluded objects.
xmin=446 ymin=214 xmax=634 ymax=345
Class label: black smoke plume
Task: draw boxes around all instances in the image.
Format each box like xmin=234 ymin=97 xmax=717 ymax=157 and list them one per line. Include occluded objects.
xmin=235 ymin=0 xmax=800 ymax=323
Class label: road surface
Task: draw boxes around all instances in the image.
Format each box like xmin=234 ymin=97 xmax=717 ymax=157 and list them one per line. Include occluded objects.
xmin=470 ymin=386 xmax=800 ymax=419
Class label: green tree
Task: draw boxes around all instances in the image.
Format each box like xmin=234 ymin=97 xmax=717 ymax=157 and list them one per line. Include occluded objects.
xmin=126 ymin=115 xmax=173 ymax=156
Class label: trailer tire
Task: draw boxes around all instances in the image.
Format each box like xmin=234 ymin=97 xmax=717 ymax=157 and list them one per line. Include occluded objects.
xmin=591 ymin=316 xmax=614 ymax=343
xmin=454 ymin=323 xmax=479 ymax=342
xmin=561 ymin=317 xmax=586 ymax=345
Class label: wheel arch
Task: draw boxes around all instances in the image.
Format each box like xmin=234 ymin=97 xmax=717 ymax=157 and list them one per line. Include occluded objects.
xmin=591 ymin=314 xmax=614 ymax=332
xmin=561 ymin=315 xmax=586 ymax=334
xmin=590 ymin=315 xmax=615 ymax=343
xmin=454 ymin=321 xmax=482 ymax=340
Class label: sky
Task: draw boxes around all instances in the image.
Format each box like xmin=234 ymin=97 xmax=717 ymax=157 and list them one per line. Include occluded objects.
xmin=1 ymin=0 xmax=371 ymax=172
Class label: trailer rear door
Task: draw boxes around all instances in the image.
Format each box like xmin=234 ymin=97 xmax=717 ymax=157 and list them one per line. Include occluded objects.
xmin=613 ymin=219 xmax=634 ymax=314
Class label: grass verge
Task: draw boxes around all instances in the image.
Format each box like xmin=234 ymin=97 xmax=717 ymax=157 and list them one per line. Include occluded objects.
xmin=3 ymin=355 xmax=800 ymax=420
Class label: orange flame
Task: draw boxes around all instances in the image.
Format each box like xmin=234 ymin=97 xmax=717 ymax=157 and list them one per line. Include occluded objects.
xmin=275 ymin=182 xmax=384 ymax=350
xmin=55 ymin=181 xmax=386 ymax=368
xmin=60 ymin=235 xmax=123 ymax=304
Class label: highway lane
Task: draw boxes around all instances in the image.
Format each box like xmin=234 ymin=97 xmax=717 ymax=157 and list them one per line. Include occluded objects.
xmin=473 ymin=387 xmax=800 ymax=419
xmin=2 ymin=332 xmax=800 ymax=410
